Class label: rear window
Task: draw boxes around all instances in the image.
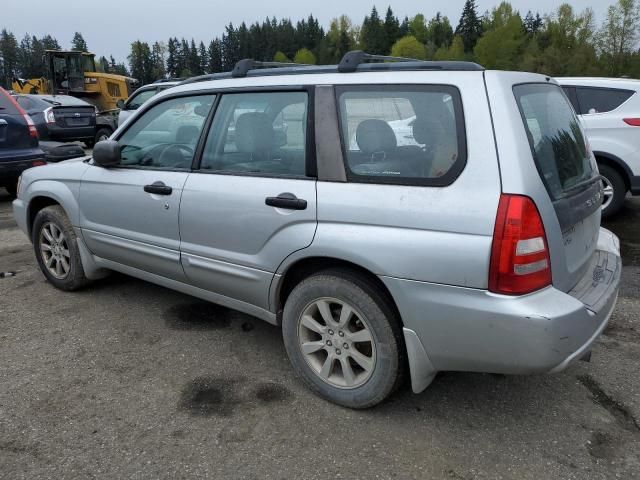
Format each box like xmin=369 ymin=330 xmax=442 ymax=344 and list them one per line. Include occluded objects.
xmin=336 ymin=85 xmax=466 ymax=186
xmin=576 ymin=87 xmax=634 ymax=114
xmin=514 ymin=83 xmax=595 ymax=199
xmin=0 ymin=89 xmax=20 ymax=114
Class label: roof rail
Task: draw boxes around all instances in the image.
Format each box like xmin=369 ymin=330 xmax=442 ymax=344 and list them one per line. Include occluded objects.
xmin=153 ymin=77 xmax=185 ymax=84
xmin=231 ymin=59 xmax=311 ymax=78
xmin=338 ymin=50 xmax=483 ymax=73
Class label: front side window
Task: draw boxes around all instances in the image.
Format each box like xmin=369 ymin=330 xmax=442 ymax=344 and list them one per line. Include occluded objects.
xmin=200 ymin=91 xmax=309 ymax=176
xmin=336 ymin=85 xmax=466 ymax=185
xmin=514 ymin=83 xmax=595 ymax=199
xmin=117 ymin=94 xmax=214 ymax=169
xmin=576 ymin=87 xmax=634 ymax=114
xmin=126 ymin=89 xmax=157 ymax=110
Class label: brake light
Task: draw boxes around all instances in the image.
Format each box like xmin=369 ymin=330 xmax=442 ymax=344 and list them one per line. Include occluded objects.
xmin=5 ymin=93 xmax=39 ymax=138
xmin=31 ymin=160 xmax=46 ymax=167
xmin=489 ymin=194 xmax=552 ymax=295
xmin=623 ymin=118 xmax=640 ymax=126
xmin=44 ymin=107 xmax=56 ymax=124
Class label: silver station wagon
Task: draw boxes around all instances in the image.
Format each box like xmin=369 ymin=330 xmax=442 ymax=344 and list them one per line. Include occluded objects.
xmin=13 ymin=52 xmax=621 ymax=408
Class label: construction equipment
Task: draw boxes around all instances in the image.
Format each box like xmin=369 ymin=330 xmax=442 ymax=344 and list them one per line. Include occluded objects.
xmin=12 ymin=50 xmax=136 ymax=113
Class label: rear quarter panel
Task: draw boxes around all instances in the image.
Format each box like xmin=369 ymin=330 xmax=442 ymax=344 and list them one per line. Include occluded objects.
xmin=281 ymin=71 xmax=501 ymax=289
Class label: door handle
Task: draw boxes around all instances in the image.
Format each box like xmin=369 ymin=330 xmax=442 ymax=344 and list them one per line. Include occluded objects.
xmin=144 ymin=181 xmax=172 ymax=195
xmin=265 ymin=192 xmax=307 ymax=210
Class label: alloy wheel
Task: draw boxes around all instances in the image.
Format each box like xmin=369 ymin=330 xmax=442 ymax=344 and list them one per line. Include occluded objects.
xmin=39 ymin=222 xmax=71 ymax=279
xmin=298 ymin=297 xmax=376 ymax=389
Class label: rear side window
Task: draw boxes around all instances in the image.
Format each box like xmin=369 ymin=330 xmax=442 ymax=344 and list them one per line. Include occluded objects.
xmin=514 ymin=83 xmax=595 ymax=199
xmin=336 ymin=85 xmax=466 ymax=186
xmin=0 ymin=90 xmax=20 ymax=114
xmin=576 ymin=87 xmax=634 ymax=114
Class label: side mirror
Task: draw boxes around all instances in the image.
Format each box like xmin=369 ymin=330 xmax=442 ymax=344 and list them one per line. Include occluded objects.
xmin=116 ymin=99 xmax=126 ymax=109
xmin=93 ymin=140 xmax=121 ymax=167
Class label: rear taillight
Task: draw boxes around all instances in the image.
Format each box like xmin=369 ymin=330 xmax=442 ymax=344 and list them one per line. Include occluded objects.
xmin=489 ymin=194 xmax=552 ymax=295
xmin=623 ymin=118 xmax=640 ymax=126
xmin=44 ymin=107 xmax=56 ymax=124
xmin=5 ymin=93 xmax=38 ymax=138
xmin=31 ymin=160 xmax=46 ymax=167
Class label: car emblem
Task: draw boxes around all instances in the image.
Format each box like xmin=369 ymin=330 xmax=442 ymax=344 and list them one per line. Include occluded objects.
xmin=74 ymin=113 xmax=81 ymax=117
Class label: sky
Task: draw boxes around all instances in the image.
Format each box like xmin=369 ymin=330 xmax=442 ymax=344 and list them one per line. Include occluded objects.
xmin=2 ymin=0 xmax=614 ymax=63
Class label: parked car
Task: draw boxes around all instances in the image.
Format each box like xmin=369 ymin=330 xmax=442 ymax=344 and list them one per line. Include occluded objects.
xmin=117 ymin=80 xmax=181 ymax=126
xmin=12 ymin=94 xmax=97 ymax=145
xmin=557 ymin=77 xmax=640 ymax=217
xmin=14 ymin=54 xmax=621 ymax=408
xmin=0 ymin=87 xmax=46 ymax=196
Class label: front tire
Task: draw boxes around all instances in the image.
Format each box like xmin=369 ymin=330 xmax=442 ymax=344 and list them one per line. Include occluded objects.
xmin=32 ymin=205 xmax=91 ymax=291
xmin=86 ymin=128 xmax=112 ymax=148
xmin=599 ymin=164 xmax=626 ymax=218
xmin=282 ymin=270 xmax=404 ymax=408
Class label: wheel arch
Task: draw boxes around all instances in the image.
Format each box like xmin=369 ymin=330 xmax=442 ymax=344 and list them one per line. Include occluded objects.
xmin=272 ymin=256 xmax=403 ymax=328
xmin=594 ymin=151 xmax=632 ymax=192
xmin=25 ymin=182 xmax=81 ymax=238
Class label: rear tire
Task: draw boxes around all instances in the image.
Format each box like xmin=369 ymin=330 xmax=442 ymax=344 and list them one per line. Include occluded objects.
xmin=282 ymin=269 xmax=405 ymax=408
xmin=599 ymin=164 xmax=626 ymax=218
xmin=32 ymin=205 xmax=91 ymax=291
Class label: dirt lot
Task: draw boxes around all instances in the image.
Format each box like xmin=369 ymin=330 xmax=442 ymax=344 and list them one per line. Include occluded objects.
xmin=1 ymin=189 xmax=639 ymax=479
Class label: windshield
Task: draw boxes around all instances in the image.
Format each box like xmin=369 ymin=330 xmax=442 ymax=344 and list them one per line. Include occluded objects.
xmin=514 ymin=83 xmax=595 ymax=199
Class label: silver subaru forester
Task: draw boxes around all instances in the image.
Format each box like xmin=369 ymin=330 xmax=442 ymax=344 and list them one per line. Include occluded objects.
xmin=13 ymin=52 xmax=621 ymax=408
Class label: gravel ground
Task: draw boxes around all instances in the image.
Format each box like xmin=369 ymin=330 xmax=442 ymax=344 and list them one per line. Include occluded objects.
xmin=0 ymin=188 xmax=639 ymax=480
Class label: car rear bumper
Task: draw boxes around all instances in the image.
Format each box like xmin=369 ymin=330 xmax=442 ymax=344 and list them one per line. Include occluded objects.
xmin=47 ymin=125 xmax=95 ymax=141
xmin=382 ymin=228 xmax=621 ymax=393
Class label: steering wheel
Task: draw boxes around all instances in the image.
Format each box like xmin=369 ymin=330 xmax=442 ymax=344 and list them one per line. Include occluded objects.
xmin=155 ymin=143 xmax=194 ymax=168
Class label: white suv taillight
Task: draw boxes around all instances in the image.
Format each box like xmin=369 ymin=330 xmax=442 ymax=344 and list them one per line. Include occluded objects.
xmin=489 ymin=194 xmax=552 ymax=295
xmin=44 ymin=107 xmax=56 ymax=124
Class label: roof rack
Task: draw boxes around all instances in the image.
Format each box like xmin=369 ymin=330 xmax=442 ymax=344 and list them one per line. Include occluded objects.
xmin=153 ymin=77 xmax=185 ymax=84
xmin=176 ymin=51 xmax=483 ymax=86
xmin=231 ymin=59 xmax=311 ymax=78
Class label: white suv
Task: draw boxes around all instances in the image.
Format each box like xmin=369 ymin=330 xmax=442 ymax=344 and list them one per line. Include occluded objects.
xmin=557 ymin=77 xmax=640 ymax=216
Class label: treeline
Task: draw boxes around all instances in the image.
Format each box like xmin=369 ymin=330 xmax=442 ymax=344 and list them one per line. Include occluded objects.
xmin=2 ymin=0 xmax=640 ymax=88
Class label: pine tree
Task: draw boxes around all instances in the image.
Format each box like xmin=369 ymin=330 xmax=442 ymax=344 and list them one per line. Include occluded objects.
xmin=128 ymin=40 xmax=153 ymax=84
xmin=167 ymin=38 xmax=178 ymax=77
xmin=384 ymin=7 xmax=401 ymax=53
xmin=427 ymin=13 xmax=454 ymax=48
xmin=360 ymin=6 xmax=387 ymax=54
xmin=207 ymin=39 xmax=223 ymax=73
xmin=198 ymin=41 xmax=208 ymax=75
xmin=188 ymin=39 xmax=201 ymax=75
xmin=222 ymin=24 xmax=240 ymax=70
xmin=455 ymin=0 xmax=483 ymax=51
xmin=151 ymin=41 xmax=166 ymax=80
xmin=71 ymin=32 xmax=88 ymax=52
xmin=0 ymin=29 xmax=19 ymax=86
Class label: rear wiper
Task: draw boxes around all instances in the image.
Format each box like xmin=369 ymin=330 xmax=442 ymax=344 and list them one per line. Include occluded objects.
xmin=562 ymin=174 xmax=603 ymax=195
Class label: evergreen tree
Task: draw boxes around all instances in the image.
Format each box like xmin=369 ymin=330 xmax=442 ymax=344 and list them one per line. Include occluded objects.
xmin=427 ymin=13 xmax=454 ymax=48
xmin=128 ymin=40 xmax=153 ymax=84
xmin=198 ymin=41 xmax=208 ymax=75
xmin=222 ymin=24 xmax=240 ymax=70
xmin=360 ymin=6 xmax=387 ymax=54
xmin=399 ymin=16 xmax=410 ymax=37
xmin=524 ymin=11 xmax=544 ymax=35
xmin=167 ymin=38 xmax=179 ymax=77
xmin=188 ymin=39 xmax=201 ymax=75
xmin=0 ymin=29 xmax=19 ymax=86
xmin=207 ymin=39 xmax=223 ymax=73
xmin=384 ymin=7 xmax=401 ymax=53
xmin=71 ymin=32 xmax=88 ymax=52
xmin=151 ymin=41 xmax=167 ymax=80
xmin=98 ymin=55 xmax=110 ymax=73
xmin=455 ymin=0 xmax=483 ymax=51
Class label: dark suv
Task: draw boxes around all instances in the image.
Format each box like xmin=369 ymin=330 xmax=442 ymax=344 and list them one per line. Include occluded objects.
xmin=0 ymin=87 xmax=45 ymax=196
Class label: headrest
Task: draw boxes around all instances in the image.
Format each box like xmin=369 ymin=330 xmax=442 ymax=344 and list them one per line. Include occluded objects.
xmin=356 ymin=119 xmax=397 ymax=154
xmin=235 ymin=112 xmax=274 ymax=154
xmin=176 ymin=125 xmax=201 ymax=145
xmin=412 ymin=117 xmax=445 ymax=145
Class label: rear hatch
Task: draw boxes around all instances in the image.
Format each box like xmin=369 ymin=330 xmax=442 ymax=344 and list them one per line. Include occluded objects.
xmin=53 ymin=105 xmax=96 ymax=128
xmin=513 ymin=82 xmax=603 ymax=291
